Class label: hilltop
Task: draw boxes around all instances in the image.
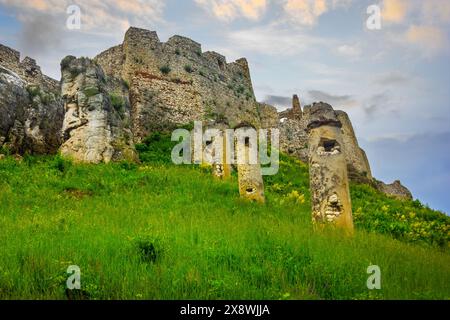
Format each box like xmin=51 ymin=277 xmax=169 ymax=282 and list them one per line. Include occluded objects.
xmin=1 ymin=27 xmax=413 ymax=199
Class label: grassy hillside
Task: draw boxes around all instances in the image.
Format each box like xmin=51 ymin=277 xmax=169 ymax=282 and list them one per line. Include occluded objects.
xmin=0 ymin=138 xmax=449 ymax=300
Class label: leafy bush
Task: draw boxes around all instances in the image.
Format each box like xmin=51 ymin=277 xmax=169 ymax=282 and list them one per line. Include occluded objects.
xmin=133 ymin=236 xmax=164 ymax=264
xmin=136 ymin=132 xmax=178 ymax=164
xmin=0 ymin=145 xmax=11 ymax=156
xmin=184 ymin=65 xmax=193 ymax=73
xmin=84 ymin=87 xmax=100 ymax=98
xmin=109 ymin=94 xmax=125 ymax=115
xmin=122 ymin=79 xmax=130 ymax=90
xmin=160 ymin=65 xmax=171 ymax=75
xmin=351 ymin=184 xmax=450 ymax=248
xmin=50 ymin=155 xmax=72 ymax=174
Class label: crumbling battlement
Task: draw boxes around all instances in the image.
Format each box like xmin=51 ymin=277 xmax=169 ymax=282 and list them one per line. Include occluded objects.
xmin=94 ymin=27 xmax=259 ymax=139
xmin=0 ymin=44 xmax=59 ymax=92
xmin=0 ymin=45 xmax=64 ymax=154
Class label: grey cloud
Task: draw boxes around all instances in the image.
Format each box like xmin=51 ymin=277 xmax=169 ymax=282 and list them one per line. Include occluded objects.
xmin=363 ymin=92 xmax=390 ymax=118
xmin=263 ymin=95 xmax=292 ymax=108
xmin=374 ymin=72 xmax=410 ymax=86
xmin=361 ymin=131 xmax=450 ymax=214
xmin=18 ymin=13 xmax=65 ymax=57
xmin=307 ymin=90 xmax=357 ymax=108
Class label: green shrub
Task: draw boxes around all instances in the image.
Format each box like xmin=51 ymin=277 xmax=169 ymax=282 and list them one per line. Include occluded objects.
xmin=236 ymin=85 xmax=245 ymax=95
xmin=0 ymin=145 xmax=11 ymax=156
xmin=351 ymin=184 xmax=450 ymax=247
xmin=184 ymin=65 xmax=193 ymax=73
xmin=134 ymin=236 xmax=164 ymax=264
xmin=50 ymin=155 xmax=72 ymax=174
xmin=137 ymin=132 xmax=178 ymax=164
xmin=160 ymin=65 xmax=171 ymax=75
xmin=84 ymin=87 xmax=100 ymax=98
xmin=122 ymin=79 xmax=130 ymax=90
xmin=60 ymin=56 xmax=75 ymax=69
xmin=110 ymin=94 xmax=125 ymax=115
xmin=26 ymin=85 xmax=41 ymax=98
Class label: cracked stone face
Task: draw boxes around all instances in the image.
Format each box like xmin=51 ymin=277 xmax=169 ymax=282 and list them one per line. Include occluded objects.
xmin=308 ymin=123 xmax=354 ymax=232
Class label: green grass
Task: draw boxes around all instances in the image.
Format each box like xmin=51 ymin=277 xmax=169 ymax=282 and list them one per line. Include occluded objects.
xmin=0 ymin=142 xmax=449 ymax=300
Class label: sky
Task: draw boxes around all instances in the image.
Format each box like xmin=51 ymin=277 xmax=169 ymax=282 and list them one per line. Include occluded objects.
xmin=0 ymin=0 xmax=449 ymax=213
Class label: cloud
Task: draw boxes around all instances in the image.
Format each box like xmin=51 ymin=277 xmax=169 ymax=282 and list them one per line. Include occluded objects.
xmin=0 ymin=0 xmax=166 ymax=77
xmin=225 ymin=23 xmax=330 ymax=56
xmin=405 ymin=25 xmax=449 ymax=57
xmin=378 ymin=0 xmax=450 ymax=57
xmin=195 ymin=0 xmax=267 ymax=21
xmin=284 ymin=0 xmax=327 ymax=26
xmin=307 ymin=90 xmax=357 ymax=108
xmin=0 ymin=0 xmax=166 ymax=34
xmin=381 ymin=0 xmax=409 ymax=24
xmin=283 ymin=0 xmax=352 ymax=26
xmin=373 ymin=71 xmax=410 ymax=86
xmin=336 ymin=43 xmax=361 ymax=58
xmin=361 ymin=131 xmax=450 ymax=213
xmin=17 ymin=12 xmax=63 ymax=56
xmin=263 ymin=95 xmax=292 ymax=108
xmin=420 ymin=0 xmax=450 ymax=25
xmin=363 ymin=92 xmax=390 ymax=118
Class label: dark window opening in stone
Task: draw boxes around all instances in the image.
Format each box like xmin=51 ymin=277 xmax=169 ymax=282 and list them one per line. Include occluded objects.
xmin=245 ymin=137 xmax=250 ymax=147
xmin=322 ymin=139 xmax=338 ymax=152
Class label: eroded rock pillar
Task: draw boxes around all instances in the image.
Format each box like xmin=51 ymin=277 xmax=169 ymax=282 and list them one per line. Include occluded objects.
xmin=235 ymin=126 xmax=265 ymax=203
xmin=307 ymin=103 xmax=354 ymax=232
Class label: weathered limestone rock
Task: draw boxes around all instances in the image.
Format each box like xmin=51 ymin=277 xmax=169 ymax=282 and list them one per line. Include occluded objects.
xmin=375 ymin=180 xmax=413 ymax=201
xmin=60 ymin=56 xmax=137 ymax=163
xmin=292 ymin=94 xmax=302 ymax=120
xmin=257 ymin=103 xmax=279 ymax=129
xmin=278 ymin=96 xmax=310 ymax=162
xmin=0 ymin=45 xmax=64 ymax=155
xmin=335 ymin=111 xmax=373 ymax=182
xmin=235 ymin=125 xmax=265 ymax=203
xmin=307 ymin=102 xmax=354 ymax=232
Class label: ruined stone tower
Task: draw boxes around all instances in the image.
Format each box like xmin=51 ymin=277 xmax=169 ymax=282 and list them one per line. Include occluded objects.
xmin=235 ymin=124 xmax=265 ymax=203
xmin=292 ymin=94 xmax=302 ymax=120
xmin=307 ymin=102 xmax=354 ymax=232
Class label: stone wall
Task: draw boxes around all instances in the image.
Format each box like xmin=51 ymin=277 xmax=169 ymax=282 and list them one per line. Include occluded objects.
xmin=95 ymin=27 xmax=262 ymax=142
